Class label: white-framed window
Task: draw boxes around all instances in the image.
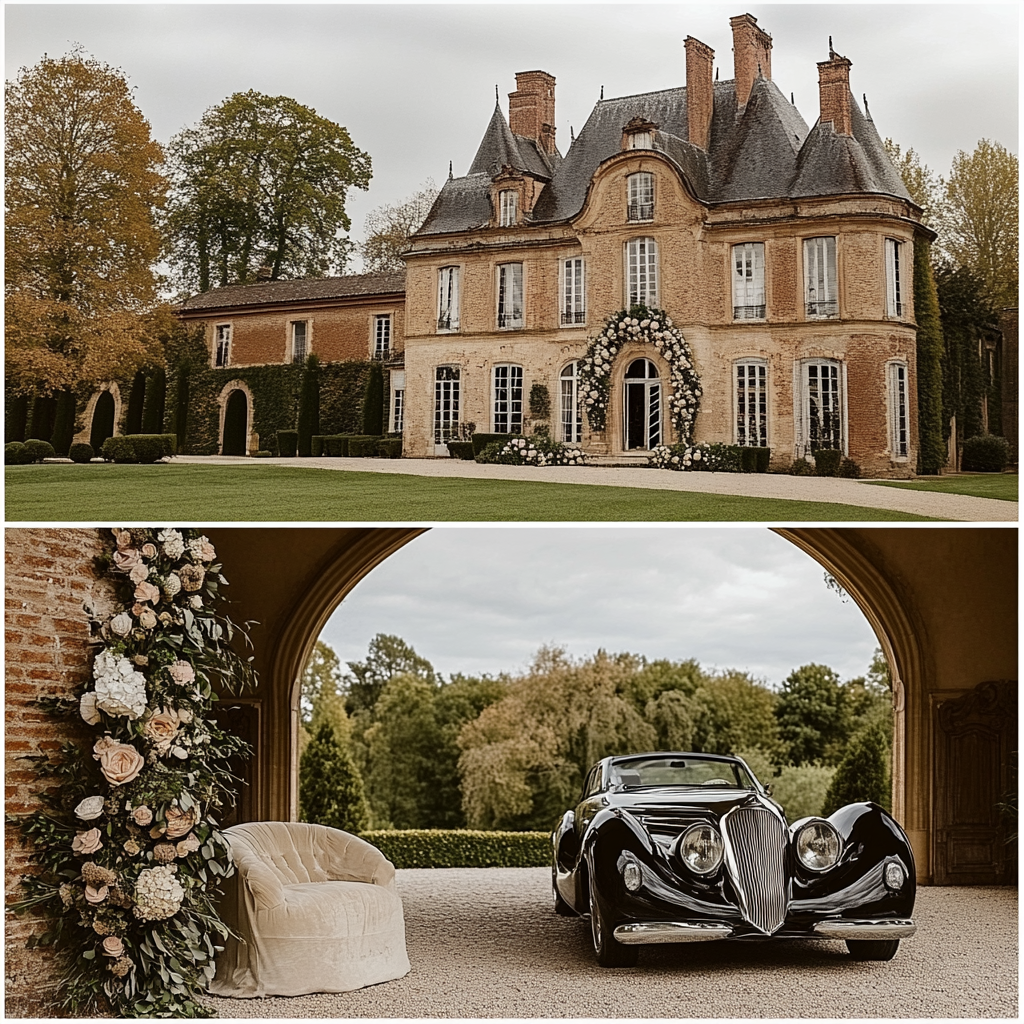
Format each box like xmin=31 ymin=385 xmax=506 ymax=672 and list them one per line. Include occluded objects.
xmin=735 ymin=360 xmax=768 ymax=447
xmin=626 ymin=237 xmax=658 ymax=307
xmin=804 ymin=236 xmax=838 ymax=319
xmin=797 ymin=359 xmax=845 ymax=454
xmin=434 ymin=365 xmax=460 ymax=446
xmin=391 ymin=370 xmax=406 ymax=434
xmin=374 ymin=314 xmax=392 ymax=359
xmin=732 ymin=243 xmax=766 ymax=319
xmin=291 ymin=321 xmax=308 ymax=363
xmin=885 ymin=238 xmax=904 ymax=318
xmin=887 ymin=360 xmax=909 ymax=460
xmin=492 ymin=364 xmax=523 ymax=433
xmin=561 ymin=257 xmax=586 ymax=325
xmin=437 ymin=266 xmax=460 ymax=332
xmin=560 ymin=362 xmax=582 ymax=442
xmin=623 ymin=357 xmax=661 ymax=449
xmin=214 ymin=324 xmax=231 ymax=367
xmin=497 ymin=262 xmax=524 ymax=329
xmin=499 ymin=189 xmax=518 ymax=227
xmin=627 ymin=172 xmax=654 ymax=222
xmin=628 ymin=131 xmax=652 ymax=149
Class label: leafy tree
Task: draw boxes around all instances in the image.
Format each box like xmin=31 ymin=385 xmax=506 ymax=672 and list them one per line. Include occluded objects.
xmin=299 ymin=639 xmax=350 ymax=754
xmin=821 ymin=723 xmax=890 ymax=815
xmin=883 ymin=139 xmax=942 ymax=226
xmin=344 ymin=633 xmax=436 ymax=714
xmin=646 ymin=689 xmax=698 ymax=750
xmin=359 ymin=180 xmax=438 ymax=273
xmin=913 ymin=237 xmax=947 ymax=473
xmin=5 ymin=52 xmax=167 ymax=397
xmin=165 ymin=90 xmax=372 ymax=293
xmin=298 ymin=722 xmax=370 ymax=832
xmin=942 ymin=140 xmax=1018 ymax=309
xmin=776 ymin=664 xmax=849 ymax=766
xmin=690 ymin=672 xmax=783 ymax=761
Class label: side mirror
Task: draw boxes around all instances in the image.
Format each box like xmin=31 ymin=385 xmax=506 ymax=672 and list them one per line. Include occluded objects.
xmin=764 ymin=783 xmax=774 ymax=797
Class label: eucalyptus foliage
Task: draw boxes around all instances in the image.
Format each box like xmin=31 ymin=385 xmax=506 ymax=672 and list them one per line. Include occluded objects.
xmin=9 ymin=528 xmax=256 ymax=1017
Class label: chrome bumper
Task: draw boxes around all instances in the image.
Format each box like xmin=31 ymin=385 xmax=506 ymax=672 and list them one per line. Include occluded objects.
xmin=812 ymin=918 xmax=917 ymax=940
xmin=613 ymin=921 xmax=733 ymax=945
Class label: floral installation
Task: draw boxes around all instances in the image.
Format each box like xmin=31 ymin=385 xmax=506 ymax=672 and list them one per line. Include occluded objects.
xmin=578 ymin=305 xmax=702 ymax=439
xmin=9 ymin=528 xmax=256 ymax=1018
xmin=648 ymin=441 xmax=737 ymax=471
xmin=476 ymin=434 xmax=588 ymax=467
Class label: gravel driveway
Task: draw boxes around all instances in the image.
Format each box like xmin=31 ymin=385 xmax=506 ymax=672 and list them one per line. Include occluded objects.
xmin=204 ymin=868 xmax=1017 ymax=1018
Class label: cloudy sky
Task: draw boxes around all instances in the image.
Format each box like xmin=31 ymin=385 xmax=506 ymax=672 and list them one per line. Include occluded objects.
xmin=6 ymin=3 xmax=1017 ymax=269
xmin=317 ymin=526 xmax=882 ymax=687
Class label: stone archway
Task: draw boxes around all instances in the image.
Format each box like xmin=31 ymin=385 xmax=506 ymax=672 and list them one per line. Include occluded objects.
xmin=217 ymin=381 xmax=254 ymax=456
xmin=80 ymin=383 xmax=121 ymax=450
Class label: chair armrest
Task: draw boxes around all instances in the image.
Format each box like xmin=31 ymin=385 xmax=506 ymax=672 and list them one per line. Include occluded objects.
xmin=323 ymin=830 xmax=397 ymax=889
xmin=238 ymin=856 xmax=286 ymax=910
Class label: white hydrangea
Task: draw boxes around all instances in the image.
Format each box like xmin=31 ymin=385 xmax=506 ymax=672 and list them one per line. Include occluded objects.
xmin=93 ymin=649 xmax=147 ymax=719
xmin=133 ymin=865 xmax=184 ymax=921
xmin=158 ymin=529 xmax=185 ymax=560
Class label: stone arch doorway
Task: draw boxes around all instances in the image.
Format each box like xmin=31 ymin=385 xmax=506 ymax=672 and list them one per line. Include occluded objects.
xmin=89 ymin=390 xmax=116 ymax=451
xmin=220 ymin=386 xmax=250 ymax=456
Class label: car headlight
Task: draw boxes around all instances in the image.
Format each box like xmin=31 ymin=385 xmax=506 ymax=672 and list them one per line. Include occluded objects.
xmin=884 ymin=860 xmax=906 ymax=890
xmin=622 ymin=861 xmax=643 ymax=892
xmin=794 ymin=820 xmax=841 ymax=871
xmin=679 ymin=823 xmax=724 ymax=876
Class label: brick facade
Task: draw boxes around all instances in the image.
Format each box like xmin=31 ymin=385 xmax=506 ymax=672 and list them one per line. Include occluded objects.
xmin=5 ymin=529 xmax=115 ymax=1016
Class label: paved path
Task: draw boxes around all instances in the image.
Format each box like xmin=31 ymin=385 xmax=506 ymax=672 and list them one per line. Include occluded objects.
xmin=174 ymin=456 xmax=1017 ymax=522
xmin=204 ymin=868 xmax=1017 ymax=1018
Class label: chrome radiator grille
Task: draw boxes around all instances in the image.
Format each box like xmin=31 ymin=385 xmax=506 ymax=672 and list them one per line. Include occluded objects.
xmin=721 ymin=806 xmax=787 ymax=934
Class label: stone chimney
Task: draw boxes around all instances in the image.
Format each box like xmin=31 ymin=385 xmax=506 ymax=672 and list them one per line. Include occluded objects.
xmin=730 ymin=13 xmax=772 ymax=108
xmin=509 ymin=71 xmax=556 ymax=155
xmin=685 ymin=36 xmax=715 ymax=150
xmin=817 ymin=47 xmax=853 ymax=136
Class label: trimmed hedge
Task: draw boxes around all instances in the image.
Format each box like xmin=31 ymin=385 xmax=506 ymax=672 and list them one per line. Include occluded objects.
xmin=740 ymin=446 xmax=771 ymax=473
xmin=838 ymin=457 xmax=861 ymax=479
xmin=69 ymin=442 xmax=95 ymax=464
xmin=359 ymin=829 xmax=550 ymax=869
xmin=102 ymin=436 xmax=138 ymax=463
xmin=348 ymin=435 xmax=383 ymax=457
xmin=5 ymin=442 xmax=27 ymax=465
xmin=813 ymin=449 xmax=843 ymax=476
xmin=377 ymin=438 xmax=403 ymax=459
xmin=961 ymin=434 xmax=1010 ymax=472
xmin=472 ymin=432 xmax=514 ymax=456
xmin=22 ymin=439 xmax=56 ymax=463
xmin=278 ymin=430 xmax=298 ymax=457
xmin=446 ymin=441 xmax=475 ymax=460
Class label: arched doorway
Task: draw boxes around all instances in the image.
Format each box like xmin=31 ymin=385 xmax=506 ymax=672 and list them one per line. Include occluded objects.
xmin=623 ymin=358 xmax=661 ymax=449
xmin=89 ymin=391 xmax=116 ymax=451
xmin=222 ymin=389 xmax=249 ymax=456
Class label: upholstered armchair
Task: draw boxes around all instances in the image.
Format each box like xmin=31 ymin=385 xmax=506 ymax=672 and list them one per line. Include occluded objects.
xmin=211 ymin=821 xmax=410 ymax=998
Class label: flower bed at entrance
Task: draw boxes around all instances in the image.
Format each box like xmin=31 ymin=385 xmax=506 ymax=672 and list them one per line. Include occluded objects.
xmin=579 ymin=305 xmax=702 ymax=440
xmin=9 ymin=528 xmax=256 ymax=1017
xmin=476 ymin=435 xmax=588 ymax=466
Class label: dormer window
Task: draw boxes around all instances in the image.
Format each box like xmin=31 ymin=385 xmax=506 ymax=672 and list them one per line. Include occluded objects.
xmin=627 ymin=173 xmax=654 ymax=222
xmin=499 ymin=190 xmax=518 ymax=227
xmin=628 ymin=131 xmax=652 ymax=150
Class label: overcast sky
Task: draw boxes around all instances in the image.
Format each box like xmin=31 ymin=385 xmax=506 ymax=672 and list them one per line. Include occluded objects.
xmin=317 ymin=527 xmax=881 ymax=687
xmin=5 ymin=3 xmax=1018 ymax=270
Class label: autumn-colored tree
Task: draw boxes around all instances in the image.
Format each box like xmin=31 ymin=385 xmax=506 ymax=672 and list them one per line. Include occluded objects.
xmin=5 ymin=52 xmax=167 ymax=397
xmin=883 ymin=139 xmax=942 ymax=227
xmin=165 ymin=91 xmax=372 ymax=293
xmin=359 ymin=180 xmax=439 ymax=273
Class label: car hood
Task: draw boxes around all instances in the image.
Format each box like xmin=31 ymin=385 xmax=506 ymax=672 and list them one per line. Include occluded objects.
xmin=608 ymin=787 xmax=774 ymax=820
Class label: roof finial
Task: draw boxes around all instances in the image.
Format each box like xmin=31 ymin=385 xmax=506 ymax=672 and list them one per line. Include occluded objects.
xmin=600 ymin=85 xmax=604 ymax=100
xmin=570 ymin=125 xmax=575 ymax=143
xmin=791 ymin=91 xmax=795 ymax=104
xmin=757 ymin=62 xmax=762 ymax=78
xmin=863 ymin=93 xmax=871 ymax=118
xmin=495 ymin=84 xmax=499 ymax=106
xmin=715 ymin=67 xmax=719 ymax=81
xmin=448 ymin=160 xmax=453 ymax=180
xmin=829 ymin=35 xmax=834 ymax=59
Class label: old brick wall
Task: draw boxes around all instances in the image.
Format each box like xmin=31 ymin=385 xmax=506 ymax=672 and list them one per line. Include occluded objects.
xmin=5 ymin=528 xmax=113 ymax=1016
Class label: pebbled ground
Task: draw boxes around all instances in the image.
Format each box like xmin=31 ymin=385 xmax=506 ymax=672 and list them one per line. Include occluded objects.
xmin=204 ymin=868 xmax=1018 ymax=1018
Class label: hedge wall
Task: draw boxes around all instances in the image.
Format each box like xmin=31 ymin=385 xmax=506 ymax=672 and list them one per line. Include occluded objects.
xmin=320 ymin=361 xmax=374 ymax=436
xmin=360 ymin=829 xmax=550 ymax=869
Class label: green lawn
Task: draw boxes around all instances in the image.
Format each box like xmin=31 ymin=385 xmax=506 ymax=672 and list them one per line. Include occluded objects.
xmin=6 ymin=464 xmax=938 ymax=522
xmin=866 ymin=473 xmax=1017 ymax=502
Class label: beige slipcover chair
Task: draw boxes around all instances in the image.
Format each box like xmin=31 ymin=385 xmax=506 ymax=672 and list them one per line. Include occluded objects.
xmin=211 ymin=821 xmax=410 ymax=998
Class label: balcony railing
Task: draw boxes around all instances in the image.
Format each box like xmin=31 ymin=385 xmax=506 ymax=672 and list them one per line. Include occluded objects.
xmin=627 ymin=203 xmax=654 ymax=222
xmin=437 ymin=315 xmax=457 ymax=331
xmin=561 ymin=310 xmax=587 ymax=325
xmin=806 ymin=300 xmax=838 ymax=319
xmin=733 ymin=304 xmax=766 ymax=320
xmin=497 ymin=312 xmax=524 ymax=329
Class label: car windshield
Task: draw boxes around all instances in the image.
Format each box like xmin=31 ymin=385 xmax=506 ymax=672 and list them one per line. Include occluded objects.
xmin=609 ymin=756 xmax=757 ymax=790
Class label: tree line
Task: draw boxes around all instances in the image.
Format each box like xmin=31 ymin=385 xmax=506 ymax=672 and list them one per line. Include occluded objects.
xmin=298 ymin=632 xmax=894 ymax=833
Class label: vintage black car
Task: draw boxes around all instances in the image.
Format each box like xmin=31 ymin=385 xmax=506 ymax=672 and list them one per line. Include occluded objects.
xmin=552 ymin=751 xmax=916 ymax=967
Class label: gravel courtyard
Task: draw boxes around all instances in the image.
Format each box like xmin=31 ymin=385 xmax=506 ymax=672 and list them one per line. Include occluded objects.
xmin=205 ymin=867 xmax=1018 ymax=1018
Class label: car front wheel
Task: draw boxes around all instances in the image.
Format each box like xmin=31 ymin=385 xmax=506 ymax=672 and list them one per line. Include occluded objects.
xmin=846 ymin=939 xmax=900 ymax=961
xmin=589 ymin=871 xmax=638 ymax=967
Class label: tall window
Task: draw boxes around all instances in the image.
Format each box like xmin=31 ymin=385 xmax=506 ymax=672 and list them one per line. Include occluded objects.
xmin=374 ymin=314 xmax=392 ymax=359
xmin=561 ymin=257 xmax=586 ymax=325
xmin=804 ymin=236 xmax=838 ymax=319
xmin=499 ymin=190 xmax=518 ymax=227
xmin=497 ymin=263 xmax=524 ymax=329
xmin=391 ymin=370 xmax=405 ymax=433
xmin=215 ymin=324 xmax=231 ymax=367
xmin=735 ymin=360 xmax=767 ymax=446
xmin=434 ymin=365 xmax=460 ymax=445
xmin=291 ymin=321 xmax=307 ymax=363
xmin=437 ymin=266 xmax=460 ymax=332
xmin=802 ymin=360 xmax=844 ymax=452
xmin=560 ymin=362 xmax=582 ymax=442
xmin=887 ymin=361 xmax=909 ymax=459
xmin=493 ymin=364 xmax=523 ymax=433
xmin=626 ymin=237 xmax=658 ymax=307
xmin=623 ymin=358 xmax=661 ymax=449
xmin=732 ymin=243 xmax=765 ymax=319
xmin=627 ymin=172 xmax=654 ymax=222
xmin=885 ymin=239 xmax=903 ymax=318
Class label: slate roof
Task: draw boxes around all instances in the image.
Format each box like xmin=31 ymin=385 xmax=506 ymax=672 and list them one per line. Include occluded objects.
xmin=468 ymin=103 xmax=560 ymax=180
xmin=179 ymin=271 xmax=406 ymax=312
xmin=417 ymin=76 xmax=913 ymax=237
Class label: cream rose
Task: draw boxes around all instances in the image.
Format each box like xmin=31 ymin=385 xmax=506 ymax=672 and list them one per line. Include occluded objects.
xmin=141 ymin=543 xmax=158 ymax=558
xmin=101 ymin=936 xmax=124 ymax=958
xmin=138 ymin=608 xmax=158 ymax=630
xmin=72 ymin=828 xmax=103 ymax=855
xmin=115 ymin=529 xmax=134 ymax=550
xmin=163 ymin=806 xmax=197 ymax=839
xmin=109 ymin=612 xmax=133 ymax=637
xmin=84 ymin=884 xmax=108 ymax=904
xmin=129 ymin=562 xmax=150 ymax=584
xmin=131 ymin=805 xmax=153 ymax=826
xmin=134 ymin=581 xmax=160 ymax=604
xmin=113 ymin=547 xmax=141 ymax=571
xmin=75 ymin=795 xmax=105 ymax=821
xmin=93 ymin=737 xmax=145 ymax=786
xmin=79 ymin=691 xmax=101 ymax=726
xmin=143 ymin=708 xmax=181 ymax=755
xmin=167 ymin=661 xmax=195 ymax=686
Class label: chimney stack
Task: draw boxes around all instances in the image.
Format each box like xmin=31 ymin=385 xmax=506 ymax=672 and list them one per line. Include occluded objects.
xmin=509 ymin=71 xmax=557 ymax=155
xmin=685 ymin=36 xmax=715 ymax=150
xmin=817 ymin=49 xmax=853 ymax=136
xmin=730 ymin=13 xmax=772 ymax=108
